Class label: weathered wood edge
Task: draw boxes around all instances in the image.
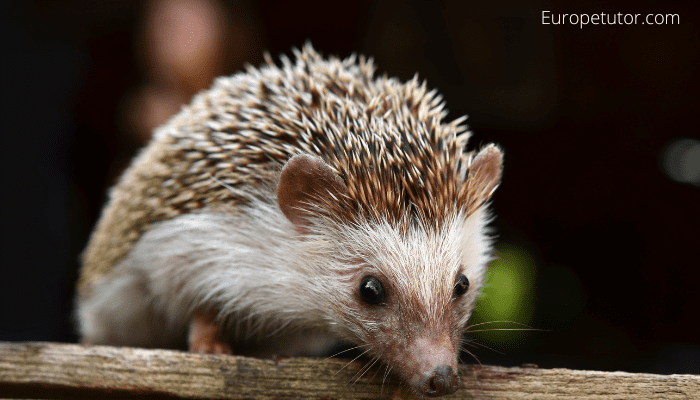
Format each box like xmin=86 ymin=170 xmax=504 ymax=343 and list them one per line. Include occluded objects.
xmin=0 ymin=342 xmax=698 ymax=399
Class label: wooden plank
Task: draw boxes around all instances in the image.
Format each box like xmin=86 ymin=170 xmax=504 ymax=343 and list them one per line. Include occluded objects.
xmin=0 ymin=342 xmax=698 ymax=399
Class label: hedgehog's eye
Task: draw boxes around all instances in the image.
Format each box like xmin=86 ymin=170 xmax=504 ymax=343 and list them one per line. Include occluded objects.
xmin=359 ymin=276 xmax=385 ymax=305
xmin=454 ymin=273 xmax=469 ymax=298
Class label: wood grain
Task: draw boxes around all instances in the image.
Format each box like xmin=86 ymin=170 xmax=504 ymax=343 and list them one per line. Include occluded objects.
xmin=0 ymin=342 xmax=698 ymax=399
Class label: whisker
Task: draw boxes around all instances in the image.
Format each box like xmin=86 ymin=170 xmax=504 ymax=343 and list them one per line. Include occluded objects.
xmin=465 ymin=328 xmax=548 ymax=334
xmin=460 ymin=346 xmax=481 ymax=366
xmin=465 ymin=320 xmax=535 ymax=330
xmin=364 ymin=359 xmax=383 ymax=390
xmin=351 ymin=356 xmax=380 ymax=387
xmin=332 ymin=349 xmax=370 ymax=379
xmin=381 ymin=365 xmax=393 ymax=397
xmin=323 ymin=344 xmax=371 ymax=362
xmin=461 ymin=338 xmax=505 ymax=355
xmin=348 ymin=358 xmax=373 ymax=386
xmin=312 ymin=344 xmax=371 ymax=377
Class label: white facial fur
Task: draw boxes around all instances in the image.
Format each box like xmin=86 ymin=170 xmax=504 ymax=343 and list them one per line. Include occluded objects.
xmin=310 ymin=206 xmax=494 ymax=389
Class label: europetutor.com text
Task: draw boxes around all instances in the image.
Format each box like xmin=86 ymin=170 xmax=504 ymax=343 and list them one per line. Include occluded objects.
xmin=542 ymin=11 xmax=679 ymax=29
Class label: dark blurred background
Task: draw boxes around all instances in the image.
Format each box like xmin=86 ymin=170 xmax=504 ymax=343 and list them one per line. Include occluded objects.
xmin=1 ymin=0 xmax=698 ymax=375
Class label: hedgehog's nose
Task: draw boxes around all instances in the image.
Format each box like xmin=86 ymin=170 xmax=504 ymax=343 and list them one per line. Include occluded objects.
xmin=422 ymin=364 xmax=459 ymax=397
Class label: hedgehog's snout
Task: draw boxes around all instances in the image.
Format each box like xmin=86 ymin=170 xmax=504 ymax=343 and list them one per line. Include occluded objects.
xmin=398 ymin=336 xmax=459 ymax=397
xmin=421 ymin=364 xmax=459 ymax=397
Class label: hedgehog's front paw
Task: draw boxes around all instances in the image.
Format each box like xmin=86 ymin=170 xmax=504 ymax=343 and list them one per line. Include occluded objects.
xmin=188 ymin=310 xmax=232 ymax=355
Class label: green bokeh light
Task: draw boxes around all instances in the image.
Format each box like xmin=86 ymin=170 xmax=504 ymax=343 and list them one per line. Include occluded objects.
xmin=470 ymin=242 xmax=538 ymax=345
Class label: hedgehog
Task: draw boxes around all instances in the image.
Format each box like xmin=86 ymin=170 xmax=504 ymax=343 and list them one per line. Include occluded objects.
xmin=76 ymin=44 xmax=503 ymax=398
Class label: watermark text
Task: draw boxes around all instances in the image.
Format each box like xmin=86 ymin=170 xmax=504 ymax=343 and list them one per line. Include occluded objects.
xmin=542 ymin=11 xmax=679 ymax=29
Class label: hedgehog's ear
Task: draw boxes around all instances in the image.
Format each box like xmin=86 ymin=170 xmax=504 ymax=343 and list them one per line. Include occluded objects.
xmin=277 ymin=154 xmax=347 ymax=232
xmin=467 ymin=144 xmax=503 ymax=205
